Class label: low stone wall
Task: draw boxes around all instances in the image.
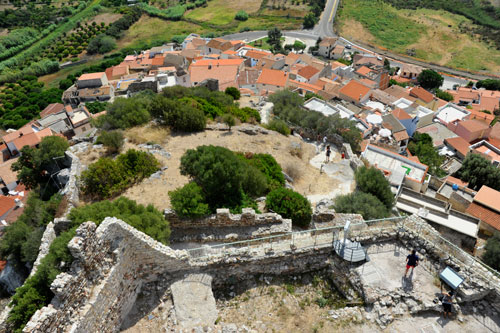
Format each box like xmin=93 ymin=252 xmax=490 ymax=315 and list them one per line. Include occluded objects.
xmin=165 ymin=208 xmax=291 ymax=229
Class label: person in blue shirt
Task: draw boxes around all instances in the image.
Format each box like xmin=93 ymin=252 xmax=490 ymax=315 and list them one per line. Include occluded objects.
xmin=405 ymin=249 xmax=419 ymax=277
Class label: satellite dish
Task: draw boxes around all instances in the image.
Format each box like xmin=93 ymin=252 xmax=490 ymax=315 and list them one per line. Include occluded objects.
xmin=379 ymin=128 xmax=392 ymax=137
xmin=367 ymin=114 xmax=382 ymax=125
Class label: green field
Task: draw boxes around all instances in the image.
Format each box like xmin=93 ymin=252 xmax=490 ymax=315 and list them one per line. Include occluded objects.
xmin=336 ymin=0 xmax=500 ymax=73
xmin=184 ymin=0 xmax=262 ymax=25
xmin=249 ymin=37 xmax=285 ymax=51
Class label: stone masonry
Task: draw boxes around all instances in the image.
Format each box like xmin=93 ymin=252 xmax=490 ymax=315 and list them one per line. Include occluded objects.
xmin=4 ymin=214 xmax=500 ymax=332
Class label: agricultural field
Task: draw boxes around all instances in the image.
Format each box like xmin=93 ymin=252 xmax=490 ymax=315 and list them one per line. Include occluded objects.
xmin=184 ymin=0 xmax=262 ymax=25
xmin=261 ymin=0 xmax=310 ymax=17
xmin=336 ymin=0 xmax=500 ymax=73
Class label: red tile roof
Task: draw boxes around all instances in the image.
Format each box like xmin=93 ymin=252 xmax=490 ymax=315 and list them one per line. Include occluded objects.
xmin=466 ymin=202 xmax=500 ymax=231
xmin=410 ymin=87 xmax=434 ymax=103
xmin=245 ymin=49 xmax=271 ymax=60
xmin=297 ymin=65 xmax=319 ymax=80
xmin=78 ymin=72 xmax=105 ymax=81
xmin=445 ymin=136 xmax=470 ymax=157
xmin=256 ymin=68 xmax=288 ymax=87
xmin=40 ymin=103 xmax=64 ymax=118
xmin=459 ymin=119 xmax=489 ymax=133
xmin=474 ymin=185 xmax=500 ymax=212
xmin=339 ymin=80 xmax=371 ymax=102
xmin=446 ymin=176 xmax=468 ymax=188
xmin=0 ymin=195 xmax=15 ymax=218
xmin=356 ymin=66 xmax=372 ymax=76
xmin=393 ymin=108 xmax=412 ymax=120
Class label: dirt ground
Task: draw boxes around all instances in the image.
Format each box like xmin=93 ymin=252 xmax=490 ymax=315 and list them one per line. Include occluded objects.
xmin=89 ymin=124 xmax=344 ymax=210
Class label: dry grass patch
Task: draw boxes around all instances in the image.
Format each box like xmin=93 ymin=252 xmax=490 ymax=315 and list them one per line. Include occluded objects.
xmin=125 ymin=125 xmax=170 ymax=145
xmin=88 ymin=12 xmax=123 ymax=25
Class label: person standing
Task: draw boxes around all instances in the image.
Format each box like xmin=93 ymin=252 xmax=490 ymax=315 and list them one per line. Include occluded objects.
xmin=441 ymin=290 xmax=454 ymax=318
xmin=404 ymin=249 xmax=419 ymax=277
xmin=325 ymin=145 xmax=331 ymax=163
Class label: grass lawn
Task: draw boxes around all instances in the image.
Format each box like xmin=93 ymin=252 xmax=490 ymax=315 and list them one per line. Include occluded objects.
xmin=336 ymin=0 xmax=500 ymax=73
xmin=184 ymin=0 xmax=261 ymax=25
xmin=249 ymin=37 xmax=286 ymax=50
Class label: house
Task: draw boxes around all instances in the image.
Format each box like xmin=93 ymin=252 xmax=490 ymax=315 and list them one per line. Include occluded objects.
xmin=76 ymin=72 xmax=108 ymax=89
xmin=448 ymin=119 xmax=490 ymax=143
xmin=256 ymin=68 xmax=289 ymax=94
xmin=362 ymin=144 xmax=429 ymax=193
xmin=67 ymin=105 xmax=93 ymax=137
xmin=399 ymin=63 xmax=423 ymax=80
xmin=0 ymin=158 xmax=19 ymax=193
xmin=338 ymin=80 xmax=372 ymax=105
xmin=204 ymin=38 xmax=243 ymax=55
xmin=294 ymin=65 xmax=320 ymax=84
xmin=188 ymin=58 xmax=244 ymax=91
xmin=444 ymin=136 xmax=471 ymax=160
xmin=416 ymin=123 xmax=457 ymax=148
xmin=447 ymin=87 xmax=500 ymax=114
xmin=330 ymin=44 xmax=345 ymax=60
xmin=318 ymin=37 xmax=337 ymax=58
xmin=466 ymin=185 xmax=500 ymax=235
xmin=243 ymin=49 xmax=272 ymax=67
xmin=469 ymin=140 xmax=500 ymax=167
xmin=381 ymin=113 xmax=410 ymax=154
xmin=393 ymin=108 xmax=419 ymax=137
xmin=237 ymin=68 xmax=260 ymax=93
xmin=409 ymin=87 xmax=439 ymax=110
xmin=105 ymin=64 xmax=130 ymax=81
xmin=353 ymin=64 xmax=390 ymax=90
xmin=40 ymin=103 xmax=65 ymax=118
xmin=1 ymin=127 xmax=54 ymax=157
xmin=352 ymin=54 xmax=383 ymax=68
xmin=255 ymin=53 xmax=286 ymax=71
xmin=435 ymin=103 xmax=470 ymax=125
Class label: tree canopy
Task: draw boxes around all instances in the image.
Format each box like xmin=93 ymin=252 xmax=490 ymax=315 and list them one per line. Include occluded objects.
xmin=355 ymin=166 xmax=394 ymax=209
xmin=483 ymin=232 xmax=500 ymax=271
xmin=417 ymin=69 xmax=443 ymax=90
xmin=455 ymin=153 xmax=500 ymax=191
xmin=334 ymin=191 xmax=390 ymax=220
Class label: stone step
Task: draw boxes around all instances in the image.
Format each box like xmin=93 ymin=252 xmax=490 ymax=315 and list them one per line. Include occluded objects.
xmin=170 ymin=273 xmax=218 ymax=328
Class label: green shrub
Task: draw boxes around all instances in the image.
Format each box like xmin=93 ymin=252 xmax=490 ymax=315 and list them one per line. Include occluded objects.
xmin=81 ymin=149 xmax=159 ymax=199
xmin=225 ymin=86 xmax=240 ymax=100
xmin=86 ymin=34 xmax=116 ymax=55
xmin=238 ymin=153 xmax=285 ymax=190
xmin=169 ymin=182 xmax=211 ymax=218
xmin=334 ymin=192 xmax=389 ymax=220
xmin=235 ymin=10 xmax=249 ymax=21
xmin=355 ymin=166 xmax=394 ymax=209
xmin=96 ymin=96 xmax=150 ymax=129
xmin=436 ymin=89 xmax=454 ymax=102
xmin=222 ymin=113 xmax=236 ymax=130
xmin=96 ymin=130 xmax=124 ymax=154
xmin=266 ymin=119 xmax=290 ymax=136
xmin=265 ymin=188 xmax=312 ymax=228
xmin=228 ymin=106 xmax=261 ymax=123
xmin=483 ymin=232 xmax=500 ymax=271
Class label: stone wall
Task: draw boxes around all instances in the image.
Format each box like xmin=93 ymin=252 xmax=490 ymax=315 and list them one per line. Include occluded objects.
xmin=165 ymin=208 xmax=291 ymax=229
xmin=13 ymin=214 xmax=500 ymax=332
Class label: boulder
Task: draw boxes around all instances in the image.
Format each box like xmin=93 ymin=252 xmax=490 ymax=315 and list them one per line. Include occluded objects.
xmin=0 ymin=260 xmax=26 ymax=295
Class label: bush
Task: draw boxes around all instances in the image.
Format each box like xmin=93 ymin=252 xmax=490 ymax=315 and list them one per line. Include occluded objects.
xmin=436 ymin=89 xmax=454 ymax=102
xmin=455 ymin=153 xmax=500 ymax=191
xmin=266 ymin=188 xmax=312 ymax=228
xmin=235 ymin=10 xmax=249 ymax=21
xmin=96 ymin=130 xmax=124 ymax=154
xmin=239 ymin=153 xmax=285 ymax=190
xmin=222 ymin=113 xmax=236 ymax=131
xmin=483 ymin=232 xmax=500 ymax=271
xmin=334 ymin=192 xmax=389 ymax=220
xmin=96 ymin=96 xmax=150 ymax=129
xmin=355 ymin=166 xmax=394 ymax=209
xmin=169 ymin=104 xmax=206 ymax=132
xmin=266 ymin=119 xmax=290 ymax=136
xmin=86 ymin=34 xmax=116 ymax=55
xmin=81 ymin=149 xmax=159 ymax=199
xmin=225 ymin=86 xmax=240 ymax=100
xmin=169 ymin=182 xmax=211 ymax=218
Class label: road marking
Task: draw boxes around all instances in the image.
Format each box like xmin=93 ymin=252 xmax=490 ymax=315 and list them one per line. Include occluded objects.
xmin=329 ymin=0 xmax=339 ymax=22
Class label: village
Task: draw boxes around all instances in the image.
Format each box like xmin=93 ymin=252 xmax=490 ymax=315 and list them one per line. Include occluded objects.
xmin=0 ymin=29 xmax=500 ymax=333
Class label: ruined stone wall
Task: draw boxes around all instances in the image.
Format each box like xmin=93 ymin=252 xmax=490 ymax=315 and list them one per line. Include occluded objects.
xmin=17 ymin=214 xmax=500 ymax=332
xmin=165 ymin=208 xmax=291 ymax=229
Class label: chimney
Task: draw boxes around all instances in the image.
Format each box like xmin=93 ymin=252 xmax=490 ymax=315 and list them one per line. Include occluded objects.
xmin=208 ymin=64 xmax=212 ymax=70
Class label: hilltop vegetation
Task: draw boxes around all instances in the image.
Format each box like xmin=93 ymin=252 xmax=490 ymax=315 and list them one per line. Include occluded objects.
xmin=336 ymin=0 xmax=500 ymax=72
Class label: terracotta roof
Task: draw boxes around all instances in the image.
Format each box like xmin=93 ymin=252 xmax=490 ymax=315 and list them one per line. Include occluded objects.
xmin=78 ymin=72 xmax=105 ymax=81
xmin=237 ymin=69 xmax=260 ymax=86
xmin=339 ymin=80 xmax=371 ymax=102
xmin=2 ymin=127 xmax=33 ymax=144
xmin=245 ymin=49 xmax=271 ymax=60
xmin=0 ymin=195 xmax=15 ymax=218
xmin=256 ymin=68 xmax=288 ymax=87
xmin=11 ymin=128 xmax=53 ymax=152
xmin=490 ymin=123 xmax=500 ymax=141
xmin=474 ymin=185 xmax=500 ymax=212
xmin=393 ymin=108 xmax=412 ymax=120
xmin=446 ymin=176 xmax=468 ymax=188
xmin=40 ymin=103 xmax=64 ymax=118
xmin=289 ymin=80 xmax=321 ymax=94
xmin=445 ymin=136 xmax=470 ymax=157
xmin=297 ymin=65 xmax=319 ymax=80
xmin=466 ymin=202 xmax=500 ymax=231
xmin=0 ymin=158 xmax=19 ymax=184
xmin=356 ymin=66 xmax=372 ymax=76
xmin=469 ymin=109 xmax=495 ymax=123
xmin=151 ymin=57 xmax=165 ymax=66
xmin=393 ymin=130 xmax=409 ymax=141
xmin=359 ymin=78 xmax=377 ymax=88
xmin=191 ymin=59 xmax=243 ymax=67
xmin=189 ymin=59 xmax=243 ymax=90
xmin=410 ymin=87 xmax=434 ymax=103
xmin=319 ymin=37 xmax=337 ymax=47
xmin=459 ymin=119 xmax=489 ymax=133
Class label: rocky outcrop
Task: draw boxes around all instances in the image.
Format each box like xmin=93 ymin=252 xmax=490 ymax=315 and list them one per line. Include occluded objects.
xmin=0 ymin=261 xmax=25 ymax=295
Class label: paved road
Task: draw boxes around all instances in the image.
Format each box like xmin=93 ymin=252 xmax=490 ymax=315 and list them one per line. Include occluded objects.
xmin=313 ymin=0 xmax=340 ymax=37
xmin=223 ymin=1 xmax=498 ymax=81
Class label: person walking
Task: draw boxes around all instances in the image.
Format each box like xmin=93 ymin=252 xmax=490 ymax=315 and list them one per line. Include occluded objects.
xmin=404 ymin=249 xmax=419 ymax=277
xmin=325 ymin=145 xmax=331 ymax=163
xmin=441 ymin=290 xmax=454 ymax=318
